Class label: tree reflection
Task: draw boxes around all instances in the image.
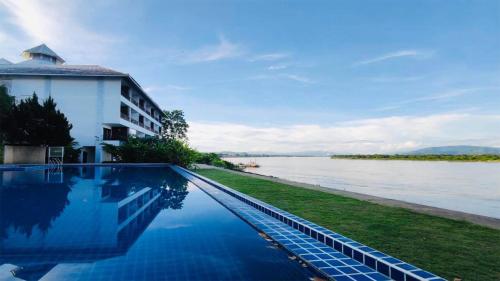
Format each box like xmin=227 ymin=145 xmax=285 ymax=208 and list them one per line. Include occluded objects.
xmin=160 ymin=170 xmax=189 ymax=210
xmin=101 ymin=166 xmax=189 ymax=210
xmin=0 ymin=170 xmax=76 ymax=239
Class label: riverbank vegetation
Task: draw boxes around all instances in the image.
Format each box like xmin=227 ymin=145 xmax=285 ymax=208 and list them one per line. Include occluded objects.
xmin=331 ymin=154 xmax=500 ymax=162
xmin=195 ymin=168 xmax=500 ymax=281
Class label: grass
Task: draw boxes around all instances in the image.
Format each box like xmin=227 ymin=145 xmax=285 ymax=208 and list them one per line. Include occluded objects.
xmin=195 ymin=168 xmax=500 ymax=281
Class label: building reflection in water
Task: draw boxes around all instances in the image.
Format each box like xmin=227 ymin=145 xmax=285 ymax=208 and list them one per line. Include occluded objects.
xmin=0 ymin=166 xmax=188 ymax=281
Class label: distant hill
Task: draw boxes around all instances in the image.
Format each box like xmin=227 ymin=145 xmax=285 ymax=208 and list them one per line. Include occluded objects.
xmin=408 ymin=146 xmax=500 ymax=155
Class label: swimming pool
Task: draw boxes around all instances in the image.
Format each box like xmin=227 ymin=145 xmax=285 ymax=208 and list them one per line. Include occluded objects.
xmin=0 ymin=165 xmax=316 ymax=280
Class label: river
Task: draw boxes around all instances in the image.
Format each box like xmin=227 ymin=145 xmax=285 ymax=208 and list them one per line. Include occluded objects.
xmin=224 ymin=157 xmax=500 ymax=219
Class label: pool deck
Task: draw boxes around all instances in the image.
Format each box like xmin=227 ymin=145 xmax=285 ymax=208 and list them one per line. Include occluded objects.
xmin=177 ymin=166 xmax=445 ymax=281
xmin=194 ymin=164 xmax=500 ymax=230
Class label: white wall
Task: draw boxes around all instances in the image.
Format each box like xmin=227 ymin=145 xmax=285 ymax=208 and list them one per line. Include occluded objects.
xmin=9 ymin=77 xmax=122 ymax=148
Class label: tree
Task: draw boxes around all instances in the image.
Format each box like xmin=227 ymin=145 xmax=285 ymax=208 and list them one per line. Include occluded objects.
xmin=1 ymin=93 xmax=74 ymax=146
xmin=0 ymin=86 xmax=14 ymax=142
xmin=161 ymin=110 xmax=189 ymax=140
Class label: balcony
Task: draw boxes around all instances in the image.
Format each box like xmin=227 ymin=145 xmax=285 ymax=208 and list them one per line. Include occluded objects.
xmin=120 ymin=113 xmax=130 ymax=121
xmin=103 ymin=127 xmax=128 ymax=141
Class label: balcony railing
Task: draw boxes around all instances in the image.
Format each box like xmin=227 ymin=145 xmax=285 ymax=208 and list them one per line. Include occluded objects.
xmin=131 ymin=119 xmax=139 ymax=125
xmin=103 ymin=134 xmax=128 ymax=141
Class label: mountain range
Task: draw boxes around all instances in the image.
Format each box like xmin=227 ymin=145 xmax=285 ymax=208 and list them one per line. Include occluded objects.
xmin=218 ymin=146 xmax=500 ymax=157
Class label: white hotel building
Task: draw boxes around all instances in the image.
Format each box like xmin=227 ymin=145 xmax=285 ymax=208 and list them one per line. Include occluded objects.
xmin=0 ymin=44 xmax=163 ymax=163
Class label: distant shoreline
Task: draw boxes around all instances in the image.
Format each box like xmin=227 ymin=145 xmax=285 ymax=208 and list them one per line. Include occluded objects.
xmin=330 ymin=154 xmax=500 ymax=162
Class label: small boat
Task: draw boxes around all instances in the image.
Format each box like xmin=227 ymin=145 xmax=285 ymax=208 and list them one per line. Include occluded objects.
xmin=237 ymin=160 xmax=260 ymax=168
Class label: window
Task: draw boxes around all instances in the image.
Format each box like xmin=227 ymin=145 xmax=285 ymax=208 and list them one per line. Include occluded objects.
xmin=103 ymin=128 xmax=112 ymax=140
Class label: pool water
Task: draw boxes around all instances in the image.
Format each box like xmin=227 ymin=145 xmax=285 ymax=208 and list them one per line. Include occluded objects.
xmin=0 ymin=166 xmax=315 ymax=281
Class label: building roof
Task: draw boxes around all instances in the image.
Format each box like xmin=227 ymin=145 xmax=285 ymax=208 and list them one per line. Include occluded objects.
xmin=22 ymin=44 xmax=65 ymax=64
xmin=0 ymin=64 xmax=126 ymax=76
xmin=0 ymin=64 xmax=162 ymax=111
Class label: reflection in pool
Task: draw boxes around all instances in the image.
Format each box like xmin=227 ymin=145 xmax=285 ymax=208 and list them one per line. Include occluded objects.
xmin=0 ymin=166 xmax=314 ymax=281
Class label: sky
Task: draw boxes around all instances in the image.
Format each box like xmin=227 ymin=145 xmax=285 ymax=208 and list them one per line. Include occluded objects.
xmin=1 ymin=0 xmax=499 ymax=153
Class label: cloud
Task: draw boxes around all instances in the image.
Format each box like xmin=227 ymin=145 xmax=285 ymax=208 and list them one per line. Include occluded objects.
xmin=376 ymin=87 xmax=499 ymax=111
xmin=369 ymin=76 xmax=425 ymax=83
xmin=144 ymin=84 xmax=191 ymax=93
xmin=250 ymin=53 xmax=290 ymax=62
xmin=268 ymin=64 xmax=288 ymax=71
xmin=188 ymin=114 xmax=500 ymax=153
xmin=178 ymin=35 xmax=244 ymax=63
xmin=248 ymin=73 xmax=315 ymax=84
xmin=353 ymin=49 xmax=434 ymax=66
xmin=0 ymin=0 xmax=117 ymax=63
xmin=281 ymin=74 xmax=315 ymax=84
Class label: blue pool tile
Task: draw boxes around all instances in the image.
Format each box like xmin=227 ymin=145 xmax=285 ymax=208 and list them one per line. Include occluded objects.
xmin=310 ymin=260 xmax=330 ymax=268
xmin=353 ymin=250 xmax=364 ymax=262
xmin=341 ymin=258 xmax=361 ymax=266
xmin=382 ymin=257 xmax=403 ymax=264
xmin=326 ymin=260 xmax=344 ymax=267
xmin=365 ymin=255 xmax=376 ymax=269
xmin=350 ymin=274 xmax=374 ymax=281
xmin=337 ymin=266 xmax=357 ymax=274
xmin=353 ymin=265 xmax=374 ymax=273
xmin=299 ymin=253 xmax=318 ymax=260
xmin=315 ymin=253 xmax=333 ymax=260
xmin=370 ymin=251 xmax=388 ymax=258
xmin=321 ymin=267 xmax=343 ymax=276
xmin=357 ymin=246 xmax=376 ymax=252
xmin=396 ymin=263 xmax=417 ymax=271
xmin=333 ymin=276 xmax=355 ymax=281
xmin=390 ymin=267 xmax=405 ymax=281
xmin=326 ymin=237 xmax=334 ymax=247
xmin=367 ymin=272 xmax=391 ymax=281
xmin=376 ymin=261 xmax=390 ymax=276
xmin=334 ymin=241 xmax=343 ymax=251
xmin=412 ymin=270 xmax=436 ymax=279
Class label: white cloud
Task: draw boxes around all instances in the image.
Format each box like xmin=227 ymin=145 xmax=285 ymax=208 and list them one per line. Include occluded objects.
xmin=250 ymin=53 xmax=290 ymax=62
xmin=0 ymin=0 xmax=117 ymax=63
xmin=188 ymin=114 xmax=500 ymax=153
xmin=144 ymin=84 xmax=191 ymax=93
xmin=353 ymin=49 xmax=434 ymax=66
xmin=376 ymin=87 xmax=499 ymax=111
xmin=179 ymin=35 xmax=244 ymax=63
xmin=281 ymin=74 xmax=315 ymax=84
xmin=268 ymin=64 xmax=288 ymax=71
xmin=369 ymin=76 xmax=425 ymax=83
xmin=248 ymin=73 xmax=315 ymax=84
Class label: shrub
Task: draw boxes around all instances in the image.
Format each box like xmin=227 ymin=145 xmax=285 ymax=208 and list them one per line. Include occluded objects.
xmin=193 ymin=151 xmax=240 ymax=170
xmin=102 ymin=137 xmax=196 ymax=167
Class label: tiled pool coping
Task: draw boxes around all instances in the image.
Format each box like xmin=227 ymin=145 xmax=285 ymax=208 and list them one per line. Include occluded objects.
xmin=174 ymin=166 xmax=445 ymax=281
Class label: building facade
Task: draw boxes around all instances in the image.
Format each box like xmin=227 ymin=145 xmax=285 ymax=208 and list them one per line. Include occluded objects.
xmin=0 ymin=44 xmax=163 ymax=163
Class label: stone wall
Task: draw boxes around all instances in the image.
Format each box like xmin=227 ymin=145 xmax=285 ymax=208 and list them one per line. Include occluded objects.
xmin=3 ymin=145 xmax=46 ymax=164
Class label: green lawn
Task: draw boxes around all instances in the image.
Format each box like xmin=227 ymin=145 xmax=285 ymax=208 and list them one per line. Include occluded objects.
xmin=195 ymin=169 xmax=500 ymax=281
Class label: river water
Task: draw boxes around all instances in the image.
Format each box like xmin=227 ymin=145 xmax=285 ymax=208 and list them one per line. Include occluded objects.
xmin=224 ymin=157 xmax=500 ymax=219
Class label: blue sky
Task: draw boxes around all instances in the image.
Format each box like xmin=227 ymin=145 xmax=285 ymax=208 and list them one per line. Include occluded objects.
xmin=1 ymin=0 xmax=499 ymax=153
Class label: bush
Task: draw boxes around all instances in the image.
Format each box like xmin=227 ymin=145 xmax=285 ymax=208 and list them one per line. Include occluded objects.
xmin=102 ymin=137 xmax=196 ymax=167
xmin=193 ymin=151 xmax=240 ymax=170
